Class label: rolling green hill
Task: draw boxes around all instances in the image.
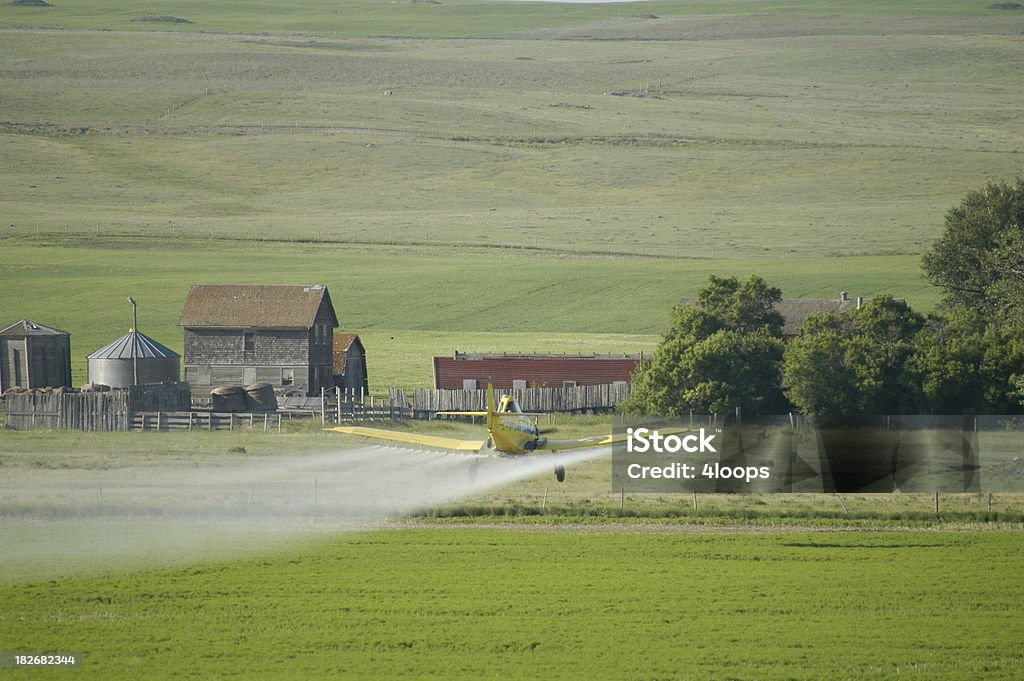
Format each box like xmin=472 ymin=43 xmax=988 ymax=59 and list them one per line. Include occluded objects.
xmin=2 ymin=0 xmax=1021 ymax=386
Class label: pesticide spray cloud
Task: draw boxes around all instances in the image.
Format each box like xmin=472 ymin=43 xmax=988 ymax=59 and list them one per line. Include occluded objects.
xmin=0 ymin=445 xmax=609 ymax=580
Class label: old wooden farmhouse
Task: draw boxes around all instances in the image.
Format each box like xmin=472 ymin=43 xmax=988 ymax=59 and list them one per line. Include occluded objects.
xmin=180 ymin=284 xmax=339 ymax=397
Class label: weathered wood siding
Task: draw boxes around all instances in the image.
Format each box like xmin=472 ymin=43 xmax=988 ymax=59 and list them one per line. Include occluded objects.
xmin=333 ymin=335 xmax=368 ymax=392
xmin=185 ymin=328 xmax=311 ymax=366
xmin=184 ymin=328 xmax=314 ymax=394
xmin=0 ymin=334 xmax=71 ymax=392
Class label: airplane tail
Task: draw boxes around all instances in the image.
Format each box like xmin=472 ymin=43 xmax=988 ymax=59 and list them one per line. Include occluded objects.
xmin=485 ymin=378 xmax=498 ymax=431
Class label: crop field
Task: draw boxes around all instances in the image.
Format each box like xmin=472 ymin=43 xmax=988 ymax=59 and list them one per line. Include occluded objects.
xmin=1 ymin=425 xmax=1022 ymax=680
xmin=0 ymin=525 xmax=1021 ymax=680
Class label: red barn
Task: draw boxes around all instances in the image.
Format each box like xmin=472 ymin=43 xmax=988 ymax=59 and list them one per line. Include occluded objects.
xmin=432 ymin=352 xmax=645 ymax=390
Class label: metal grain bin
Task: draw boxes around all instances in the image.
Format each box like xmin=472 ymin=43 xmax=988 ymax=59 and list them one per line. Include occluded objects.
xmin=87 ymin=331 xmax=180 ymax=389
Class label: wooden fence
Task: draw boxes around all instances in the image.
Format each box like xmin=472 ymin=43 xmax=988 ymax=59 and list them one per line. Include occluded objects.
xmin=6 ymin=390 xmax=133 ymax=431
xmin=134 ymin=411 xmax=282 ymax=432
xmin=5 ymin=383 xmax=191 ymax=432
xmin=399 ymin=383 xmax=632 ymax=419
xmin=4 ymin=383 xmax=632 ymax=431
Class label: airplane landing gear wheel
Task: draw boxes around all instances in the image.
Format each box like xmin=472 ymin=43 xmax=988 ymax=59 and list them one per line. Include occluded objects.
xmin=554 ymin=464 xmax=566 ymax=483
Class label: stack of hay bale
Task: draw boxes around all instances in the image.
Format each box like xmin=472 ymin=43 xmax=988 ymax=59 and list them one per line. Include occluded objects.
xmin=210 ymin=383 xmax=277 ymax=412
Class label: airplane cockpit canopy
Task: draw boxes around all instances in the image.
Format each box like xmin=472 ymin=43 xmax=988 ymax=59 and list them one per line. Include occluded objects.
xmin=498 ymin=395 xmax=523 ymax=414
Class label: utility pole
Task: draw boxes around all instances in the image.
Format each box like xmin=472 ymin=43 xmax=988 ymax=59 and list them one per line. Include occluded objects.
xmin=127 ymin=296 xmax=139 ymax=387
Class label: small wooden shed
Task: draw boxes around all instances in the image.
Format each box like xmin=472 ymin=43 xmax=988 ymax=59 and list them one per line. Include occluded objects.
xmin=333 ymin=333 xmax=368 ymax=394
xmin=0 ymin=320 xmax=72 ymax=393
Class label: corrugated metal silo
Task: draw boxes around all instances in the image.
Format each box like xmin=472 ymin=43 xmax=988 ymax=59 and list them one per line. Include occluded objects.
xmin=87 ymin=331 xmax=180 ymax=388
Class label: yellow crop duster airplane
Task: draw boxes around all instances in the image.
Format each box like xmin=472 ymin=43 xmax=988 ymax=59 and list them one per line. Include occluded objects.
xmin=329 ymin=382 xmax=615 ymax=482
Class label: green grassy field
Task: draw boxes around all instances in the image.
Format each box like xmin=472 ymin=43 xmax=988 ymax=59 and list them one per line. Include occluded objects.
xmin=1 ymin=526 xmax=1021 ymax=680
xmin=4 ymin=1 xmax=1022 ymax=391
xmin=0 ymin=236 xmax=940 ymax=388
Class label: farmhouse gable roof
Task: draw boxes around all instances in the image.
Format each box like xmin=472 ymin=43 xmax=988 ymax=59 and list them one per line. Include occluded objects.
xmin=774 ymin=298 xmax=859 ymax=336
xmin=677 ymin=292 xmax=861 ymax=337
xmin=179 ymin=284 xmax=338 ymax=330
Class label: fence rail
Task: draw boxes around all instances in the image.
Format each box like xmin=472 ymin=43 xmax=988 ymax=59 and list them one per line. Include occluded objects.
xmin=133 ymin=411 xmax=282 ymax=432
xmin=5 ymin=382 xmax=634 ymax=431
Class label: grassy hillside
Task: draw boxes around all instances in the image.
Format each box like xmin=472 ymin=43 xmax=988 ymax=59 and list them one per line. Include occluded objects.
xmin=2 ymin=3 xmax=1023 ymax=256
xmin=1 ymin=1 xmax=1018 ymax=38
xmin=0 ymin=0 xmax=648 ymax=36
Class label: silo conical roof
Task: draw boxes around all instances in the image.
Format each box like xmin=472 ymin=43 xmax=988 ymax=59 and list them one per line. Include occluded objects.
xmin=87 ymin=331 xmax=179 ymax=360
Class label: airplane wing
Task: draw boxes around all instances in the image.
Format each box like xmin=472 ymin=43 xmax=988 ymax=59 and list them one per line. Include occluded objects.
xmin=539 ymin=427 xmax=693 ymax=452
xmin=539 ymin=432 xmax=621 ymax=451
xmin=328 ymin=426 xmax=487 ymax=452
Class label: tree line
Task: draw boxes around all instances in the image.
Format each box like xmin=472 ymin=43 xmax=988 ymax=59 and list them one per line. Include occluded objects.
xmin=622 ymin=178 xmax=1024 ymax=417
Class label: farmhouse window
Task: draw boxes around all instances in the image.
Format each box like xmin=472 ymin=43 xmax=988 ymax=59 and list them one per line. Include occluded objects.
xmin=315 ymin=324 xmax=330 ymax=346
xmin=243 ymin=332 xmax=256 ymax=352
xmin=282 ymin=368 xmax=294 ymax=386
xmin=563 ymin=381 xmax=577 ymax=389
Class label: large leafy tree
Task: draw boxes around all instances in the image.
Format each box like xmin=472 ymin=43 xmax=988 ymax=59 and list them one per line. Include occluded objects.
xmin=782 ymin=296 xmax=925 ymax=415
xmin=622 ymin=275 xmax=787 ymax=415
xmin=780 ymin=314 xmax=862 ymax=416
xmin=915 ymin=178 xmax=1024 ymax=414
xmin=922 ymin=177 xmax=1024 ymax=323
xmin=848 ymin=295 xmax=926 ymax=414
xmin=908 ymin=308 xmax=1024 ymax=415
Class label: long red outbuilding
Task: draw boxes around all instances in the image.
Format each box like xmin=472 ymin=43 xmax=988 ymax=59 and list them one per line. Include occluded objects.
xmin=432 ymin=352 xmax=646 ymax=390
